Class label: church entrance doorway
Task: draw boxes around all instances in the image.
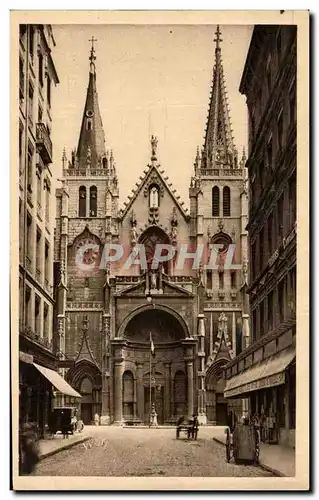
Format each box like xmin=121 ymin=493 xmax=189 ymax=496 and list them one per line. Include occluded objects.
xmin=119 ymin=305 xmax=192 ymax=425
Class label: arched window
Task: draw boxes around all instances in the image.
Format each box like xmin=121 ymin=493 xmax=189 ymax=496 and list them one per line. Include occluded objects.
xmin=223 ymin=186 xmax=231 ymax=216
xmin=212 ymin=186 xmax=220 ymax=216
xmin=89 ymin=186 xmax=97 ymax=217
xmin=79 ymin=186 xmax=86 ymax=217
xmin=149 ymin=185 xmax=159 ymax=208
xmin=102 ymin=157 xmax=107 ymax=169
xmin=86 ymin=119 xmax=92 ymax=131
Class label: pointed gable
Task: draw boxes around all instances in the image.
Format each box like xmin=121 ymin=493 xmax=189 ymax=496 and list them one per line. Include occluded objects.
xmin=75 ymin=327 xmax=100 ymax=368
xmin=120 ymin=161 xmax=189 ymax=221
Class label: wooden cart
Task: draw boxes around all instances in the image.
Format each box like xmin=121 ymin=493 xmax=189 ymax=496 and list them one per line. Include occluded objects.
xmin=176 ymin=417 xmax=198 ymax=440
xmin=225 ymin=423 xmax=260 ymax=465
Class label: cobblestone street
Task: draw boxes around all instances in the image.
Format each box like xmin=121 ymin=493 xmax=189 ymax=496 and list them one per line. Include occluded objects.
xmin=33 ymin=427 xmax=273 ymax=477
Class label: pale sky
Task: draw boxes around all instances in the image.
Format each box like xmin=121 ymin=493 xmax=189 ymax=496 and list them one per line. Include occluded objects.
xmin=51 ymin=24 xmax=253 ymax=207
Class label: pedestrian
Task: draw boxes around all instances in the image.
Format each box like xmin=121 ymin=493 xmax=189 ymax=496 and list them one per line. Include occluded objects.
xmin=192 ymin=414 xmax=199 ymax=440
xmin=19 ymin=422 xmax=40 ymax=475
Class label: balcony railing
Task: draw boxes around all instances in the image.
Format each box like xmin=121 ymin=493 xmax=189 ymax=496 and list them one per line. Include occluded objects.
xmin=21 ymin=325 xmax=53 ymax=351
xmin=36 ymin=123 xmax=52 ymax=164
xmin=200 ymin=168 xmax=243 ymax=177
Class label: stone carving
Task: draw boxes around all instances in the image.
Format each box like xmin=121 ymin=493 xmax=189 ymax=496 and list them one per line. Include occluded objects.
xmin=170 ymin=207 xmax=178 ymax=245
xmin=130 ymin=210 xmax=137 ymax=227
xmin=242 ymin=257 xmax=248 ymax=285
xmin=87 ymin=146 xmax=92 ymax=164
xmin=57 ymin=315 xmax=64 ymax=337
xmin=217 ymin=218 xmax=224 ymax=231
xmin=59 ymin=260 xmax=66 ymax=287
xmin=148 ymin=206 xmax=159 ymax=225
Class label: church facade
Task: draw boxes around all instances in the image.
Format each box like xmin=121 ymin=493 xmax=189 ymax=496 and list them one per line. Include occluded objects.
xmin=54 ymin=27 xmax=249 ymax=426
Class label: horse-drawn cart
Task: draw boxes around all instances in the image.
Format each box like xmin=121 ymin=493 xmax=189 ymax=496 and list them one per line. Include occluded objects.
xmin=225 ymin=422 xmax=260 ymax=465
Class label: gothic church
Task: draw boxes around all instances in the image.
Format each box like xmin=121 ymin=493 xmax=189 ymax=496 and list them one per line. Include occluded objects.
xmin=54 ymin=26 xmax=249 ymax=426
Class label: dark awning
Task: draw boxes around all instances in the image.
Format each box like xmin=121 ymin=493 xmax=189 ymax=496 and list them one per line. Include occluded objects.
xmin=33 ymin=363 xmax=81 ymax=398
xmin=224 ymin=347 xmax=295 ymax=398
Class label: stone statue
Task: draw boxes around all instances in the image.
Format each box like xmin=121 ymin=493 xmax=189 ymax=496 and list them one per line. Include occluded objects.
xmin=151 ymin=135 xmax=158 ymax=159
xmin=131 ymin=225 xmax=137 ymax=246
xmin=198 ymin=262 xmax=205 ymax=287
xmin=150 ymin=270 xmax=157 ymax=290
xmin=150 ymin=186 xmax=159 ymax=208
xmin=171 ymin=225 xmax=178 ymax=244
xmin=218 ymin=311 xmax=228 ymax=338
xmin=59 ymin=260 xmax=66 ymax=287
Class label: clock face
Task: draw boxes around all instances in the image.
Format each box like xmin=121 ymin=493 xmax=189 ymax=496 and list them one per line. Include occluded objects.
xmin=75 ymin=237 xmax=100 ymax=274
xmin=86 ymin=109 xmax=94 ymax=118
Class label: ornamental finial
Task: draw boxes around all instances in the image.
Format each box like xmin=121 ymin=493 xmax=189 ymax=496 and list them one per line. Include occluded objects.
xmin=151 ymin=135 xmax=158 ymax=161
xmin=89 ymin=36 xmax=97 ymax=73
xmin=214 ymin=25 xmax=223 ymax=50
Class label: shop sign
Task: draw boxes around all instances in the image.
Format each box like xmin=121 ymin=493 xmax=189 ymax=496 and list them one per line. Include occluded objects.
xmin=225 ymin=372 xmax=285 ymax=398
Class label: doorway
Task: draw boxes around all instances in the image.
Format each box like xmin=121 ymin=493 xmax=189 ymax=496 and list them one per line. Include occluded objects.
xmin=81 ymin=403 xmax=92 ymax=425
xmin=216 ymin=400 xmax=228 ymax=425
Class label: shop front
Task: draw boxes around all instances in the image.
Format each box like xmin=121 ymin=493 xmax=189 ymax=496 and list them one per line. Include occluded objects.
xmin=224 ymin=346 xmax=295 ymax=448
xmin=19 ymin=349 xmax=81 ymax=438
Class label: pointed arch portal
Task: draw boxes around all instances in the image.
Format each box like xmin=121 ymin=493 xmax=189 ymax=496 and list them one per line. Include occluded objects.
xmin=66 ymin=361 xmax=102 ymax=425
xmin=205 ymin=358 xmax=229 ymax=425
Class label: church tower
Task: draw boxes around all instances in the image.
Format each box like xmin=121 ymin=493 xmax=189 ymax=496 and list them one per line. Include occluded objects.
xmin=190 ymin=26 xmax=249 ymax=424
xmin=54 ymin=39 xmax=118 ymax=423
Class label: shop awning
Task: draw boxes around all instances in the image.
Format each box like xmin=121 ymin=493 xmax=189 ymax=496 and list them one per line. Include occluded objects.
xmin=224 ymin=347 xmax=295 ymax=398
xmin=33 ymin=363 xmax=81 ymax=398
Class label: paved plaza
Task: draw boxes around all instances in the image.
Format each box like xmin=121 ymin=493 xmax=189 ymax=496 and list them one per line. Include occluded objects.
xmin=33 ymin=426 xmax=273 ymax=477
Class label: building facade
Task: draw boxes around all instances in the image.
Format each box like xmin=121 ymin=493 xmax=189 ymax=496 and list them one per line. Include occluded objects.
xmin=19 ymin=24 xmax=60 ymax=435
xmin=224 ymin=26 xmax=296 ymax=448
xmin=54 ymin=27 xmax=249 ymax=426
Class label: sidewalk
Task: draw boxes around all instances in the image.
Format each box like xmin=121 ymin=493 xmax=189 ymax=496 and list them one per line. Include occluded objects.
xmin=39 ymin=432 xmax=90 ymax=460
xmin=213 ymin=429 xmax=295 ymax=477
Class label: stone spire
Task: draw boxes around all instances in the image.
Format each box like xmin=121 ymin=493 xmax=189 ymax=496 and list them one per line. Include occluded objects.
xmin=201 ymin=25 xmax=236 ymax=171
xmin=76 ymin=37 xmax=107 ymax=171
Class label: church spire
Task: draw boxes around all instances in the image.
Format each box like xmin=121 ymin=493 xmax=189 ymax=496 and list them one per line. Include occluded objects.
xmin=201 ymin=25 xmax=236 ymax=171
xmin=76 ymin=37 xmax=107 ymax=171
